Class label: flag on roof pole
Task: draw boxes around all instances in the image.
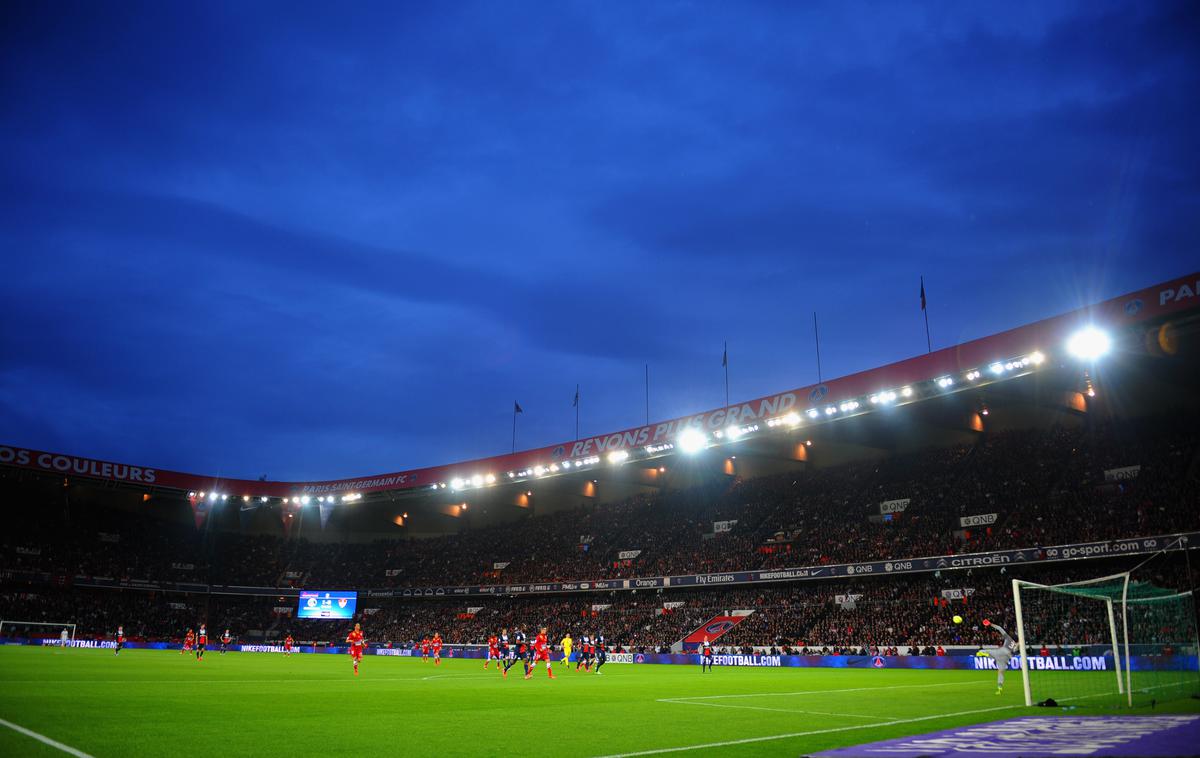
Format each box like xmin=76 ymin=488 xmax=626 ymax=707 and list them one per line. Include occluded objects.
xmin=512 ymin=401 xmax=523 ymax=454
xmin=722 ymin=340 xmax=730 ymax=409
xmin=921 ymin=276 xmax=932 ymax=353
xmin=573 ymin=384 xmax=580 ymax=440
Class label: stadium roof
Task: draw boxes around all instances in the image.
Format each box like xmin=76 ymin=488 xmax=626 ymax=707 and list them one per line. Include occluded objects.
xmin=3 ymin=271 xmax=1198 ymax=508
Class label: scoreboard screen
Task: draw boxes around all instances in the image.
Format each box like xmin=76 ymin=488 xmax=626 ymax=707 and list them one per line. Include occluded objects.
xmin=297 ymin=590 xmax=357 ymax=619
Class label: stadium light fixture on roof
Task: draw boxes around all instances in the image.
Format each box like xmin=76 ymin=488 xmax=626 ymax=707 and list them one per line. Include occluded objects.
xmin=936 ymin=376 xmax=954 ymax=389
xmin=485 ymin=473 xmax=496 ymax=484
xmin=1066 ymin=327 xmax=1110 ymax=361
xmin=677 ymin=428 xmax=708 ymax=454
xmin=471 ymin=474 xmax=484 ymax=487
xmin=901 ymin=387 xmax=914 ymax=397
xmin=989 ymin=363 xmax=1004 ymax=375
xmin=824 ymin=406 xmax=836 ymax=415
xmin=1029 ymin=351 xmax=1045 ymax=364
xmin=221 ymin=494 xmax=228 ymax=501
xmin=806 ymin=409 xmax=820 ymax=419
xmin=242 ymin=495 xmax=249 ymax=502
xmin=300 ymin=496 xmax=310 ymax=505
xmin=450 ymin=477 xmax=465 ymax=490
xmin=607 ymin=449 xmax=629 ymax=464
xmin=260 ymin=496 xmax=268 ymax=503
xmin=784 ymin=411 xmax=801 ymax=426
xmin=208 ymin=492 xmax=217 ymax=501
xmin=533 ymin=466 xmax=546 ymax=476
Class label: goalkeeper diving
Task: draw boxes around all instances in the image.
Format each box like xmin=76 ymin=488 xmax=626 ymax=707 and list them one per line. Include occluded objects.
xmin=983 ymin=619 xmax=1016 ymax=694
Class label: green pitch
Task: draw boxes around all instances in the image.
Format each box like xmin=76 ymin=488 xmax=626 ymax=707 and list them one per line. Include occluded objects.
xmin=1 ymin=648 xmax=1197 ymax=757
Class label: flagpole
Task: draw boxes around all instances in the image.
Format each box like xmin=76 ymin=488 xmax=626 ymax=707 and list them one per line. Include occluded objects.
xmin=512 ymin=405 xmax=518 ymax=454
xmin=723 ymin=340 xmax=730 ymax=408
xmin=645 ymin=364 xmax=650 ymax=425
xmin=575 ymin=384 xmax=580 ymax=440
xmin=921 ymin=275 xmax=932 ymax=353
xmin=813 ymin=312 xmax=823 ymax=383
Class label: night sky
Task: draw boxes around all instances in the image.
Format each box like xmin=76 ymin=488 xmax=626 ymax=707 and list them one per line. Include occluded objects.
xmin=1 ymin=1 xmax=1196 ymax=480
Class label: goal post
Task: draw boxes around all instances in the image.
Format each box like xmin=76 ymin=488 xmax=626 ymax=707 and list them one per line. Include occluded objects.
xmin=0 ymin=620 xmax=77 ymax=645
xmin=1012 ymin=571 xmax=1200 ymax=708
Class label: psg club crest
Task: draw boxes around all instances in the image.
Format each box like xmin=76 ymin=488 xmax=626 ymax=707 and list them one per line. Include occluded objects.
xmin=872 ymin=656 xmax=886 ymax=668
xmin=552 ymin=446 xmax=565 ymax=459
xmin=337 ymin=598 xmax=348 ymax=608
xmin=634 ymin=654 xmax=646 ymax=663
xmin=809 ymin=385 xmax=829 ymax=403
xmin=705 ymin=621 xmax=734 ymax=634
xmin=1124 ymin=298 xmax=1143 ymax=316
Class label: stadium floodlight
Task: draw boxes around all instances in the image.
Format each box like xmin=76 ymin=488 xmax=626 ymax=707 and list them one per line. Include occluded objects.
xmin=783 ymin=411 xmax=801 ymax=426
xmin=825 ymin=406 xmax=836 ymax=415
xmin=936 ymin=376 xmax=954 ymax=389
xmin=188 ymin=491 xmax=196 ymax=498
xmin=450 ymin=477 xmax=465 ymax=490
xmin=533 ymin=466 xmax=546 ymax=476
xmin=806 ymin=409 xmax=820 ymax=419
xmin=1029 ymin=351 xmax=1045 ymax=364
xmin=260 ymin=496 xmax=268 ymax=503
xmin=990 ymin=362 xmax=1004 ymax=375
xmin=677 ymin=428 xmax=707 ymax=454
xmin=300 ymin=496 xmax=310 ymax=505
xmin=471 ymin=474 xmax=484 ymax=487
xmin=901 ymin=387 xmax=913 ymax=397
xmin=485 ymin=473 xmax=496 ymax=484
xmin=607 ymin=449 xmax=629 ymax=464
xmin=1066 ymin=327 xmax=1111 ymax=361
xmin=724 ymin=425 xmax=744 ymax=440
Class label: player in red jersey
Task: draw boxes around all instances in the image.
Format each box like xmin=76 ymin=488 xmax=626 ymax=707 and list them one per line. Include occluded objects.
xmin=114 ymin=625 xmax=126 ymax=656
xmin=525 ymin=627 xmax=556 ymax=680
xmin=220 ymin=629 xmax=232 ymax=654
xmin=182 ymin=629 xmax=194 ymax=655
xmin=284 ymin=634 xmax=294 ymax=656
xmin=432 ymin=633 xmax=443 ymax=665
xmin=346 ymin=623 xmax=366 ymax=676
xmin=700 ymin=636 xmax=713 ymax=673
xmin=420 ymin=636 xmax=430 ymax=662
xmin=196 ymin=625 xmax=208 ymax=661
xmin=485 ymin=634 xmax=500 ymax=669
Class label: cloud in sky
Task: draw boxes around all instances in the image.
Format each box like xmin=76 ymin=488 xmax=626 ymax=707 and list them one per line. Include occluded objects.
xmin=1 ymin=0 xmax=1196 ymax=478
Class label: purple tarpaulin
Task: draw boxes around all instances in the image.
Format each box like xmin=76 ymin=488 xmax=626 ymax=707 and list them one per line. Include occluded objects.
xmin=810 ymin=716 xmax=1200 ymax=757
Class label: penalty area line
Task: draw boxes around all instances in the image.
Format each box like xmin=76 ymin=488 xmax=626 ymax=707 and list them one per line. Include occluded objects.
xmin=0 ymin=717 xmax=94 ymax=758
xmin=592 ymin=703 xmax=1021 ymax=758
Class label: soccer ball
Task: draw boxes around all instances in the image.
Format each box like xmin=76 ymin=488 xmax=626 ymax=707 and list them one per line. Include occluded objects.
xmin=952 ymin=615 xmax=963 ymax=624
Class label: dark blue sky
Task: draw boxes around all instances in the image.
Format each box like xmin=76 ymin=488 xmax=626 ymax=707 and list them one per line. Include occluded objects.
xmin=2 ymin=0 xmax=1196 ymax=480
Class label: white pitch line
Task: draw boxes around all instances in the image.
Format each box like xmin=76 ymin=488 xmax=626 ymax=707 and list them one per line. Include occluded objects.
xmin=0 ymin=717 xmax=95 ymax=758
xmin=592 ymin=703 xmax=1021 ymax=758
xmin=659 ymin=679 xmax=987 ymax=701
xmin=657 ymin=699 xmax=888 ymax=720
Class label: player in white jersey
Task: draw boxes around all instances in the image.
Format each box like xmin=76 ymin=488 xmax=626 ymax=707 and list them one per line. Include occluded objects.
xmin=59 ymin=628 xmax=70 ymax=648
xmin=983 ymin=620 xmax=1016 ymax=694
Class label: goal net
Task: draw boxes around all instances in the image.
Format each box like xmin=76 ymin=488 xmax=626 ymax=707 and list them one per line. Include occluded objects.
xmin=1013 ymin=573 xmax=1200 ymax=708
xmin=0 ymin=620 xmax=77 ymax=645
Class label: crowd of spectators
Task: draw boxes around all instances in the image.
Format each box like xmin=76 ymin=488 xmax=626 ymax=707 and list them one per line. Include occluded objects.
xmin=3 ymin=413 xmax=1197 ymax=650
xmin=4 ymin=559 xmax=1193 ymax=653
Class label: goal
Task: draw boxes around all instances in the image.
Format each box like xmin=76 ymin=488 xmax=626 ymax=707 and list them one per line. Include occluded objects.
xmin=0 ymin=620 xmax=77 ymax=645
xmin=1012 ymin=572 xmax=1200 ymax=707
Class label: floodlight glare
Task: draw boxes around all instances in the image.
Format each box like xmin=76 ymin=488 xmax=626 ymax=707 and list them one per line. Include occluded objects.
xmin=607 ymin=449 xmax=629 ymax=463
xmin=783 ymin=412 xmax=801 ymax=425
xmin=677 ymin=428 xmax=707 ymax=454
xmin=724 ymin=425 xmax=744 ymax=440
xmin=1066 ymin=327 xmax=1111 ymax=361
xmin=807 ymin=409 xmax=820 ymax=419
xmin=450 ymin=477 xmax=465 ymax=490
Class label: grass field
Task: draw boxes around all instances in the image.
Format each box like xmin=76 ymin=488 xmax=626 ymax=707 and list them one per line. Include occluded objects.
xmin=1 ymin=647 xmax=1198 ymax=757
